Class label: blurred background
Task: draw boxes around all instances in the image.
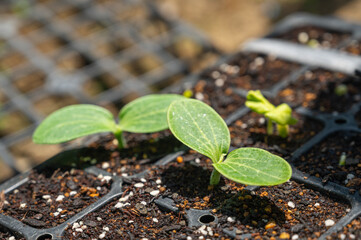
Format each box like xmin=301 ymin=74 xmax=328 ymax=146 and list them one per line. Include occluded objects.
xmin=1 ymin=0 xmax=361 ymax=182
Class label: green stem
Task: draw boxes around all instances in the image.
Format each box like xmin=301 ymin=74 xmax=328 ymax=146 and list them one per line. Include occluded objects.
xmin=267 ymin=118 xmax=273 ymax=135
xmin=277 ymin=124 xmax=288 ymax=138
xmin=114 ymin=127 xmax=126 ymax=149
xmin=210 ymin=168 xmax=221 ymax=186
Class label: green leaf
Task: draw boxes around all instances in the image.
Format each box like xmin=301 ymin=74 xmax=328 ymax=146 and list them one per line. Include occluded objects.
xmin=265 ymin=103 xmax=297 ymax=125
xmin=213 ymin=148 xmax=292 ymax=186
xmin=245 ymin=90 xmax=275 ymax=114
xmin=167 ymin=99 xmax=230 ymax=163
xmin=33 ymin=105 xmax=117 ymax=144
xmin=119 ymin=94 xmax=185 ymax=133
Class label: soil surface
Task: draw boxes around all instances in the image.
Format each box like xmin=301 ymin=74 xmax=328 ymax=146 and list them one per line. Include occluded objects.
xmin=342 ymin=40 xmax=361 ymax=56
xmin=64 ymin=154 xmax=349 ymax=239
xmin=330 ymin=216 xmax=361 ymax=239
xmin=0 ymin=169 xmax=111 ymax=229
xmin=172 ymin=52 xmax=300 ymax=119
xmin=0 ymin=228 xmax=24 ymax=240
xmin=295 ymin=131 xmax=361 ymax=193
xmin=276 ymin=69 xmax=361 ymax=113
xmin=229 ymin=111 xmax=324 ymax=158
xmin=271 ymin=26 xmax=351 ymax=48
xmin=91 ymin=131 xmax=184 ymax=177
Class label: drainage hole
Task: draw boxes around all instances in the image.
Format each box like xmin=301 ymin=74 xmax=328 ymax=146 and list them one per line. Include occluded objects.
xmin=334 ymin=118 xmax=347 ymax=124
xmin=37 ymin=234 xmax=53 ymax=240
xmin=199 ymin=214 xmax=216 ymax=224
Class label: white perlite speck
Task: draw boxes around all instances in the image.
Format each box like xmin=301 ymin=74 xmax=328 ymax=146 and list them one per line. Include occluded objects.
xmin=140 ymin=178 xmax=147 ymax=183
xmin=339 ymin=234 xmax=346 ymax=240
xmin=75 ymin=228 xmax=83 ymax=233
xmin=129 ymin=220 xmax=134 ymax=223
xmin=314 ymin=203 xmax=320 ymax=207
xmin=72 ymin=222 xmax=80 ymax=229
xmin=153 ymin=218 xmax=158 ymax=223
xmin=19 ymin=203 xmax=26 ymax=208
xmin=156 ymin=179 xmax=162 ymax=184
xmin=102 ymin=162 xmax=110 ymax=169
xmin=8 ymin=236 xmax=15 ymax=240
xmin=150 ymin=190 xmax=160 ymax=196
xmin=134 ymin=183 xmax=144 ymax=188
xmin=99 ymin=232 xmax=106 ymax=239
xmin=103 ymin=226 xmax=109 ymax=232
xmin=197 ymin=225 xmax=207 ymax=236
xmin=42 ymin=195 xmax=51 ymax=199
xmin=292 ymin=234 xmax=299 ymax=240
xmin=227 ymin=217 xmax=235 ymax=223
xmin=141 ymin=201 xmax=147 ymax=205
xmin=298 ymin=32 xmax=309 ymax=43
xmin=70 ymin=191 xmax=77 ymax=196
xmin=288 ymin=201 xmax=295 ymax=209
xmin=103 ymin=176 xmax=112 ymax=183
xmin=215 ymin=78 xmax=224 ymax=87
xmin=53 ymin=212 xmax=59 ymax=217
xmin=187 ymin=237 xmax=192 ymax=240
xmin=56 ymin=195 xmax=65 ymax=202
xmin=97 ymin=217 xmax=102 ymax=221
xmin=195 ymin=92 xmax=204 ymax=100
xmin=325 ymin=219 xmax=335 ymax=227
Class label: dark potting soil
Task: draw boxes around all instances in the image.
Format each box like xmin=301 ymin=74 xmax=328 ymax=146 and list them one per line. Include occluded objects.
xmin=229 ymin=111 xmax=324 ymax=158
xmin=271 ymin=26 xmax=351 ymax=48
xmin=329 ymin=216 xmax=361 ymax=239
xmin=356 ymin=110 xmax=361 ymax=128
xmin=295 ymin=131 xmax=361 ymax=193
xmin=160 ymin=156 xmax=349 ymax=239
xmin=0 ymin=169 xmax=111 ymax=229
xmin=0 ymin=227 xmax=25 ymax=240
xmin=91 ymin=131 xmax=184 ymax=177
xmin=64 ymin=154 xmax=349 ymax=239
xmin=173 ymin=52 xmax=300 ymax=119
xmin=342 ymin=40 xmax=361 ymax=56
xmin=276 ymin=69 xmax=361 ymax=113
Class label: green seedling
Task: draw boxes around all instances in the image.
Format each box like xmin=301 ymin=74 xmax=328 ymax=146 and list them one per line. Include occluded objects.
xmin=167 ymin=98 xmax=292 ymax=186
xmin=245 ymin=90 xmax=297 ymax=138
xmin=339 ymin=152 xmax=346 ymax=166
xmin=335 ymin=84 xmax=348 ymax=97
xmin=33 ymin=94 xmax=185 ymax=148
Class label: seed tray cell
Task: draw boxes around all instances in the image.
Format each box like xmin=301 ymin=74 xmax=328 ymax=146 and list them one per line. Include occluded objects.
xmin=122 ymin=53 xmax=164 ymax=77
xmin=295 ymin=131 xmax=361 ymax=192
xmin=33 ymin=95 xmax=80 ymax=116
xmin=54 ymin=49 xmax=92 ymax=74
xmin=0 ymin=157 xmax=15 ymax=183
xmin=269 ymin=25 xmax=351 ymax=49
xmin=9 ymin=137 xmax=62 ymax=172
xmin=12 ymin=68 xmax=46 ymax=94
xmin=87 ymin=34 xmax=133 ymax=59
xmin=342 ymin=39 xmax=361 ymax=56
xmin=0 ymin=49 xmax=28 ymax=73
xmin=275 ymin=68 xmax=361 ymax=112
xmin=82 ymin=72 xmax=120 ymax=98
xmin=0 ymin=111 xmax=32 ymax=138
xmin=17 ymin=19 xmax=44 ymax=37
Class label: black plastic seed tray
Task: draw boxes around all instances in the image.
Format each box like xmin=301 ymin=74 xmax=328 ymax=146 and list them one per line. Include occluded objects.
xmin=1 ymin=22 xmax=361 ymax=238
xmin=0 ymin=0 xmax=221 ymax=180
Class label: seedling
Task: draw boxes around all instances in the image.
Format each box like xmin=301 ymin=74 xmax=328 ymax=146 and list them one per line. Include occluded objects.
xmin=33 ymin=94 xmax=185 ymax=148
xmin=167 ymin=98 xmax=292 ymax=186
xmin=335 ymin=84 xmax=348 ymax=97
xmin=245 ymin=90 xmax=297 ymax=138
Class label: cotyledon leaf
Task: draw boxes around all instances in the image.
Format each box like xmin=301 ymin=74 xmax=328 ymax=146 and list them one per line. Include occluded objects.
xmin=167 ymin=98 xmax=230 ymax=163
xmin=213 ymin=148 xmax=292 ymax=186
xmin=33 ymin=104 xmax=117 ymax=144
xmin=119 ymin=94 xmax=185 ymax=133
